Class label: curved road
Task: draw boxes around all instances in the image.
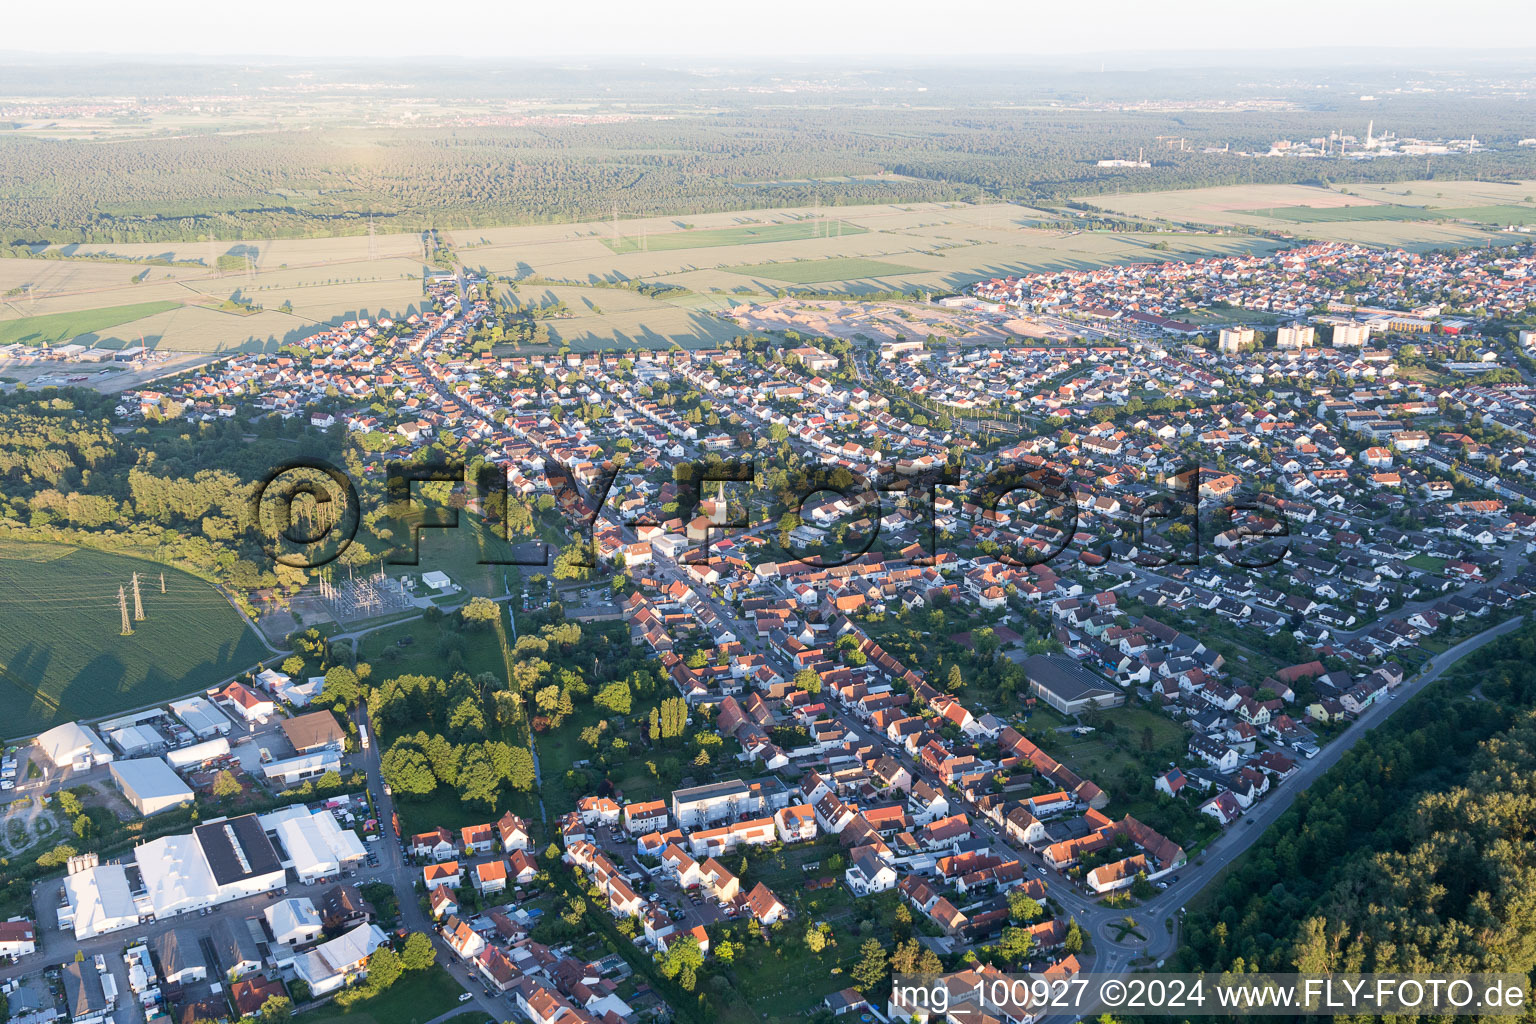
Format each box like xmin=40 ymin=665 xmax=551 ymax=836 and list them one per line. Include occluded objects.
xmin=1051 ymin=610 xmax=1524 ymax=979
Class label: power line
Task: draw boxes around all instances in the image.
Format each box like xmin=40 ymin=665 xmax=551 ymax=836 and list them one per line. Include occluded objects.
xmin=118 ymin=586 xmax=133 ymax=636
xmin=131 ymin=572 xmax=145 ymax=621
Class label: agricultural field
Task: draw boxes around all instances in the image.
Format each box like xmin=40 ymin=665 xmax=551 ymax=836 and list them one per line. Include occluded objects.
xmin=602 ymin=219 xmax=867 ymax=253
xmin=0 ymin=199 xmax=1303 ymax=357
xmin=1339 ymin=178 xmax=1536 ymax=209
xmin=1094 ymin=178 xmax=1536 ymax=249
xmin=0 ymin=301 xmax=181 ymax=346
xmin=0 ymin=542 xmax=269 ymax=739
xmin=726 ymin=256 xmax=925 ymax=284
xmin=1240 ymin=203 xmax=1536 ymax=226
xmin=1239 ymin=204 xmax=1438 ymax=223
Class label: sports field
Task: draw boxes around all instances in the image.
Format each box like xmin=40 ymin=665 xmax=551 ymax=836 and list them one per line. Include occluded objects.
xmin=0 ymin=543 xmax=269 ymax=739
xmin=726 ymin=256 xmax=924 ymax=284
xmin=603 ymin=219 xmax=866 ymax=253
xmin=0 ymin=301 xmax=181 ymax=347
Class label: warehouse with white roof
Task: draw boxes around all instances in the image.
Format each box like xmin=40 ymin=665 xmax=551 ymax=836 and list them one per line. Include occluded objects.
xmin=165 ymin=737 xmax=231 ymax=770
xmin=59 ymin=863 xmax=139 ymax=939
xmin=261 ymin=805 xmax=367 ymax=883
xmin=109 ymin=757 xmax=193 ymax=816
xmin=169 ymin=697 xmax=232 ymax=738
xmin=262 ymin=749 xmax=341 ymax=787
xmin=136 ymin=833 xmax=221 ymax=917
xmin=107 ymin=724 xmax=166 ymax=757
xmin=36 ymin=722 xmax=114 ymax=770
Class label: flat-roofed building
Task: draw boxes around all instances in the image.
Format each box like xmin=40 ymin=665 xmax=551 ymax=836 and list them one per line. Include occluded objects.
xmin=110 ymin=757 xmax=193 ymax=816
xmin=191 ymin=814 xmax=287 ymax=902
xmin=671 ymin=779 xmax=756 ymax=828
xmin=1276 ymin=324 xmax=1315 ymax=349
xmin=1332 ymin=322 xmax=1371 ymax=348
xmin=262 ymin=750 xmax=341 ymax=787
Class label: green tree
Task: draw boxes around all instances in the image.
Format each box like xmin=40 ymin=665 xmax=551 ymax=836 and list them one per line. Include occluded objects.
xmin=595 ymin=681 xmax=632 ymax=716
xmin=997 ymin=927 xmax=1034 ymax=962
xmin=318 ymin=666 xmax=362 ymax=710
xmin=659 ymin=935 xmax=704 ymax=992
xmin=401 ymin=932 xmax=436 ymax=971
xmin=210 ymin=773 xmax=242 ymax=804
xmin=365 ymin=946 xmax=403 ymax=991
xmin=946 ymin=663 xmax=964 ymax=692
xmin=1007 ymin=890 xmax=1043 ymax=922
xmin=258 ymin=995 xmax=292 ymax=1024
xmin=460 ymin=596 xmax=499 ymax=629
xmin=508 ymin=746 xmax=537 ymax=791
xmin=851 ymin=938 xmax=888 ymax=990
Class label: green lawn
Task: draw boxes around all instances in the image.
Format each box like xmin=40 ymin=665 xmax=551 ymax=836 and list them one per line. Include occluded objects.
xmin=1408 ymin=554 xmax=1448 ymax=573
xmin=290 ymin=967 xmax=465 ymax=1024
xmin=0 ymin=542 xmax=269 ymax=740
xmin=397 ymin=510 xmax=553 ymax=598
xmin=0 ymin=301 xmax=182 ymax=347
xmin=717 ymin=936 xmax=866 ymax=1022
xmin=726 ymin=256 xmax=923 ymax=284
xmin=602 ymin=220 xmax=867 ymax=254
xmin=1047 ymin=705 xmax=1187 ymax=796
xmin=356 ymin=616 xmax=506 ymax=684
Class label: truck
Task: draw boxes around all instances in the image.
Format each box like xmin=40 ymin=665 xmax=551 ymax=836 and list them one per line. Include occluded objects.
xmin=358 ymin=723 xmax=369 ymax=751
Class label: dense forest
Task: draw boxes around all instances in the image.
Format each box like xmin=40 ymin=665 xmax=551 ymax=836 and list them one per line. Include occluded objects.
xmin=5 ymin=64 xmax=1536 ymax=243
xmin=1181 ymin=621 xmax=1536 ymax=980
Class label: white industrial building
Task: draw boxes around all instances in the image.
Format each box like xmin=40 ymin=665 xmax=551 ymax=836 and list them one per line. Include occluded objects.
xmin=191 ymin=815 xmax=288 ymax=903
xmin=107 ymin=724 xmax=166 ymax=757
xmin=262 ymin=750 xmax=341 ymax=787
xmin=36 ymin=722 xmax=114 ymax=771
xmin=137 ymin=834 xmax=221 ymax=917
xmin=59 ymin=863 xmax=139 ymax=939
xmin=59 ymin=813 xmax=287 ymax=939
xmin=109 ymin=757 xmax=193 ymax=816
xmin=165 ymin=737 xmax=231 ymax=770
xmin=169 ymin=697 xmax=233 ymax=738
xmin=260 ymin=805 xmax=367 ymax=883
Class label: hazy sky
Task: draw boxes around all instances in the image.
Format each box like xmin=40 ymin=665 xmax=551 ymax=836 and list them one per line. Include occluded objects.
xmin=9 ymin=0 xmax=1536 ymax=58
